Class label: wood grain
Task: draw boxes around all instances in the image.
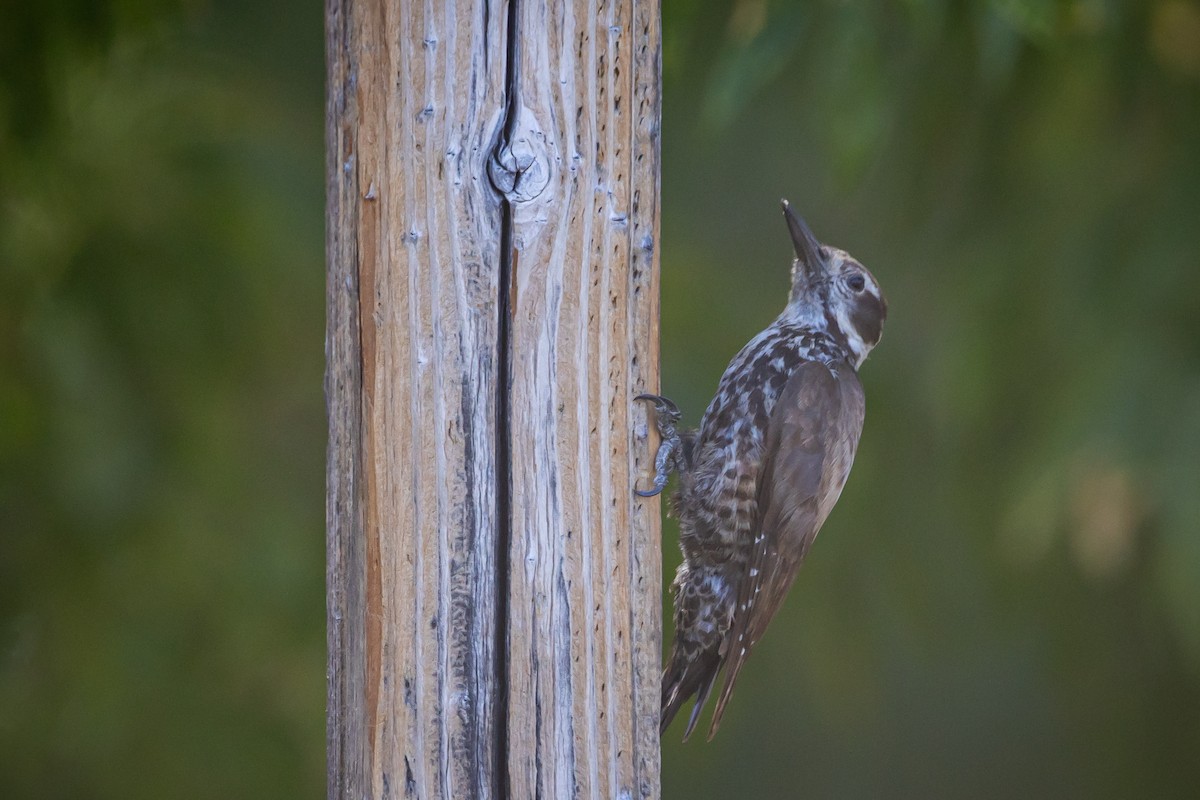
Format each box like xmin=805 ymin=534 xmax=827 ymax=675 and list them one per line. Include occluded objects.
xmin=326 ymin=0 xmax=661 ymax=796
xmin=501 ymin=0 xmax=662 ymax=797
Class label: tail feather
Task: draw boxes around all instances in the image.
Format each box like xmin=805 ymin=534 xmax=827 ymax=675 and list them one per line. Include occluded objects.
xmin=705 ymin=649 xmax=749 ymax=740
xmin=660 ymin=645 xmax=722 ymax=740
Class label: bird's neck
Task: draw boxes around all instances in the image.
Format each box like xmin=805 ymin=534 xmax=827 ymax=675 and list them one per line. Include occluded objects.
xmin=771 ymin=318 xmax=850 ymax=371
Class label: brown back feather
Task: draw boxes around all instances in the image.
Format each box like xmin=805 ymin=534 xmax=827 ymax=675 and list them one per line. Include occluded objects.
xmin=706 ymin=361 xmax=864 ymax=739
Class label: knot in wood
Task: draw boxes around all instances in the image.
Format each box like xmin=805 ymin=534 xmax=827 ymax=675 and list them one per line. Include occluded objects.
xmin=488 ymin=108 xmax=552 ymax=204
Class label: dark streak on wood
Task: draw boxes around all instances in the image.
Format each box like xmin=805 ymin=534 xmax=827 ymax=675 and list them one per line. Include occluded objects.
xmin=326 ymin=0 xmax=368 ymax=797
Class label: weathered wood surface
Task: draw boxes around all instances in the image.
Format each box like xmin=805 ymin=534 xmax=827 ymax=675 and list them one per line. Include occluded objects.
xmin=326 ymin=0 xmax=662 ymax=797
xmin=500 ymin=0 xmax=662 ymax=797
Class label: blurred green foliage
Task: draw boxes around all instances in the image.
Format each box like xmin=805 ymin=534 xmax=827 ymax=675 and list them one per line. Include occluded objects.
xmin=1 ymin=2 xmax=325 ymax=797
xmin=2 ymin=0 xmax=1199 ymax=798
xmin=660 ymin=1 xmax=1200 ymax=797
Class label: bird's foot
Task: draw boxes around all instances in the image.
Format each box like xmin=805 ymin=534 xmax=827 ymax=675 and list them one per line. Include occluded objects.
xmin=635 ymin=393 xmax=683 ymax=497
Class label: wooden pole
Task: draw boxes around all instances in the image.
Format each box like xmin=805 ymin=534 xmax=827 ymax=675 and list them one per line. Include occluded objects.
xmin=325 ymin=0 xmax=661 ymax=797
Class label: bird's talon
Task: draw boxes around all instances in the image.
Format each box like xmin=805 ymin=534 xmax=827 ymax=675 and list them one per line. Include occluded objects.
xmin=635 ymin=392 xmax=685 ymax=498
xmin=635 ymin=393 xmax=681 ymax=422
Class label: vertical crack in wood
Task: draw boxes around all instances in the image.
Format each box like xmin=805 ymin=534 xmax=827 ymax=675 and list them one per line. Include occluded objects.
xmin=490 ymin=1 xmax=523 ymax=798
xmin=494 ymin=209 xmax=513 ymax=800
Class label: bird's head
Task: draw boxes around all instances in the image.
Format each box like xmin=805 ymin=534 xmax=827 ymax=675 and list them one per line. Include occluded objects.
xmin=781 ymin=200 xmax=887 ymax=370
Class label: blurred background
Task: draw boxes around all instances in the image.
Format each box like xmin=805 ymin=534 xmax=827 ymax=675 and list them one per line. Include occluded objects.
xmin=2 ymin=1 xmax=1199 ymax=798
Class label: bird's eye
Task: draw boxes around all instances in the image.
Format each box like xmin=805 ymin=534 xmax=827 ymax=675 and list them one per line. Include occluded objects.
xmin=848 ymin=274 xmax=866 ymax=292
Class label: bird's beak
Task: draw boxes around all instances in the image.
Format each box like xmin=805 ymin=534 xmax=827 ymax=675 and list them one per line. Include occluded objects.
xmin=781 ymin=200 xmax=826 ymax=280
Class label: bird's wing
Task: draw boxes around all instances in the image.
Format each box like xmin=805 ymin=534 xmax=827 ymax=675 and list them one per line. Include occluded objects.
xmin=706 ymin=360 xmax=864 ymax=739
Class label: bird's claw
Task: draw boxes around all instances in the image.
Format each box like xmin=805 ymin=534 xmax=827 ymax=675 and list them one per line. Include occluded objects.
xmin=635 ymin=393 xmax=681 ymax=423
xmin=635 ymin=392 xmax=684 ymax=497
xmin=635 ymin=481 xmax=667 ymax=498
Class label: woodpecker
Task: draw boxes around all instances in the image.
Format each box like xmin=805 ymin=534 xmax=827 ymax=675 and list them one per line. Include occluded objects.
xmin=637 ymin=201 xmax=887 ymax=741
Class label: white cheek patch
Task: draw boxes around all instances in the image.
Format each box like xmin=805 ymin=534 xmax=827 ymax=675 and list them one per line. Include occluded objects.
xmin=834 ymin=302 xmax=867 ymax=368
